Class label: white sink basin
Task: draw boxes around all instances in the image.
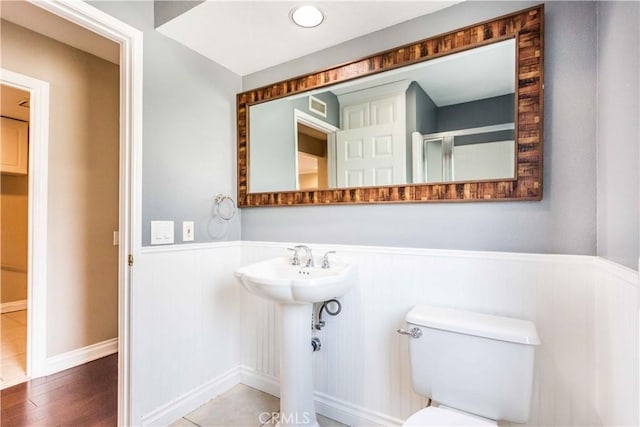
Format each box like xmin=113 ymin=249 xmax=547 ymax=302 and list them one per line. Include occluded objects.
xmin=234 ymin=256 xmax=355 ymax=304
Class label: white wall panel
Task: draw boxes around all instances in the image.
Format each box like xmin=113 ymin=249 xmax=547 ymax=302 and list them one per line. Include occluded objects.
xmin=134 ymin=243 xmax=242 ymax=421
xmin=594 ymin=259 xmax=639 ymax=426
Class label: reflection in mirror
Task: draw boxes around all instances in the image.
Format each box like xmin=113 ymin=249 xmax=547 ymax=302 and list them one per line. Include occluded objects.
xmin=413 ymin=124 xmax=516 ymax=183
xmin=248 ymin=38 xmax=516 ymax=193
xmin=297 ymin=123 xmax=329 ymax=190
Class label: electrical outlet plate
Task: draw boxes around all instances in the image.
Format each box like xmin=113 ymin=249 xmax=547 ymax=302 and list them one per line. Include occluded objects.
xmin=183 ymin=221 xmax=194 ymax=242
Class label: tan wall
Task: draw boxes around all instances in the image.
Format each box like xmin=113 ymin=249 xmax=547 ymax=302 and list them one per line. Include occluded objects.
xmin=1 ymin=174 xmax=29 ymax=303
xmin=1 ymin=20 xmax=119 ymax=357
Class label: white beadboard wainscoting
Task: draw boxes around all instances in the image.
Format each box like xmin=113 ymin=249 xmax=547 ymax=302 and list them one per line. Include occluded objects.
xmin=133 ymin=241 xmax=638 ymax=427
xmin=593 ymin=258 xmax=639 ymax=425
xmin=135 ymin=242 xmax=242 ymax=425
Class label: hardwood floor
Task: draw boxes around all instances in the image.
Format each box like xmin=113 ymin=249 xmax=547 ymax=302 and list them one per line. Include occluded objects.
xmin=1 ymin=354 xmax=117 ymax=426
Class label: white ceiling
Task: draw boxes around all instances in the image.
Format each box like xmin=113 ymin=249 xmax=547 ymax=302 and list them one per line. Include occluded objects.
xmin=414 ymin=39 xmax=515 ymax=106
xmin=156 ymin=1 xmax=461 ymax=76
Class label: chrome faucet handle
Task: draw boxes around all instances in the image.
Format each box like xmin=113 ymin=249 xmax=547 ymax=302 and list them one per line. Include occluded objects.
xmin=305 ymin=248 xmax=315 ymax=268
xmin=321 ymin=251 xmax=336 ymax=269
xmin=287 ymin=248 xmax=300 ymax=266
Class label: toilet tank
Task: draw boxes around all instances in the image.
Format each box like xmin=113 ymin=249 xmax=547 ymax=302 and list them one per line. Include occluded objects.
xmin=406 ymin=305 xmax=540 ymax=423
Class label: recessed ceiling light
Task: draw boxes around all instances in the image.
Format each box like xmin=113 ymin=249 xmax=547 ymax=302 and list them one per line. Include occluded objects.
xmin=290 ymin=5 xmax=324 ymax=28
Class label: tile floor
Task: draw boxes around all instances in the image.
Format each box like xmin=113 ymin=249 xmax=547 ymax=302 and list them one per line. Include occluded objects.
xmin=170 ymin=384 xmax=348 ymax=427
xmin=1 ymin=310 xmax=28 ymax=389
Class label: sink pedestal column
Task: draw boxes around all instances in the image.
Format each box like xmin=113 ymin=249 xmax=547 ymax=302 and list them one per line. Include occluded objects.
xmin=278 ymin=303 xmax=319 ymax=427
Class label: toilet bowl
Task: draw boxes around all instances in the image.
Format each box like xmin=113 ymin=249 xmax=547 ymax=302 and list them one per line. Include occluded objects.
xmin=404 ymin=406 xmax=496 ymax=426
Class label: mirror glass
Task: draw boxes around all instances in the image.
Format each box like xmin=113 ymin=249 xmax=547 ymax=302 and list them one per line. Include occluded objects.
xmin=248 ymin=38 xmax=516 ymax=193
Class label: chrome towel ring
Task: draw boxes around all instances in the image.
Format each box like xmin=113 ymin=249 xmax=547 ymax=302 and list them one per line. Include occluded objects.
xmin=214 ymin=194 xmax=236 ymax=222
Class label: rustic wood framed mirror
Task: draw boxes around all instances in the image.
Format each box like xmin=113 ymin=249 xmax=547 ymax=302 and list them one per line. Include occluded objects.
xmin=237 ymin=5 xmax=543 ymax=207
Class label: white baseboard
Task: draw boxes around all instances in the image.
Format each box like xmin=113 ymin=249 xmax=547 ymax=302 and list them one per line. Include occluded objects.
xmin=239 ymin=365 xmax=280 ymax=397
xmin=141 ymin=366 xmax=242 ymax=426
xmin=239 ymin=367 xmax=404 ymax=427
xmin=45 ymin=337 xmax=118 ymax=375
xmin=314 ymin=392 xmax=404 ymax=427
xmin=1 ymin=299 xmax=27 ymax=313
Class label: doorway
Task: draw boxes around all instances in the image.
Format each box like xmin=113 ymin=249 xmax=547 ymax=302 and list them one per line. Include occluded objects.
xmin=0 ymin=84 xmax=31 ymax=388
xmin=297 ymin=123 xmax=329 ymax=190
xmin=0 ymin=1 xmax=142 ymax=424
xmin=2 ymin=9 xmax=121 ymax=401
xmin=0 ymin=71 xmax=50 ymax=385
xmin=2 ymin=14 xmax=122 ymax=389
xmin=294 ymin=109 xmax=339 ymax=190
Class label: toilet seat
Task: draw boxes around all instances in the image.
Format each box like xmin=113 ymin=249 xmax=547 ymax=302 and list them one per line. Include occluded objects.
xmin=403 ymin=406 xmax=497 ymax=426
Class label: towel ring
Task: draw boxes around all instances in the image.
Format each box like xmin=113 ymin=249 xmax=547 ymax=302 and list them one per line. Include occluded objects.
xmin=214 ymin=194 xmax=236 ymax=221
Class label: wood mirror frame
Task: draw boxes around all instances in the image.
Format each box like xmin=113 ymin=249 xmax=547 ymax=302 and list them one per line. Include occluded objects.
xmin=236 ymin=5 xmax=543 ymax=207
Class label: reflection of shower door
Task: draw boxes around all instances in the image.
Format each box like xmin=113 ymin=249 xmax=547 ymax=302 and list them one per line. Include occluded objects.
xmin=336 ymin=123 xmax=405 ymax=187
xmin=411 ymin=134 xmax=452 ymax=184
xmin=412 ymin=123 xmax=515 ymax=183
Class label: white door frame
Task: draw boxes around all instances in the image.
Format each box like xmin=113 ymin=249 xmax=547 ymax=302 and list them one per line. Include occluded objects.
xmin=293 ymin=109 xmax=339 ymax=189
xmin=13 ymin=1 xmax=143 ymax=425
xmin=0 ymin=70 xmax=50 ymax=381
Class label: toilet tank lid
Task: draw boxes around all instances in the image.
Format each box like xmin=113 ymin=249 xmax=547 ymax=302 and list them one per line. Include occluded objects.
xmin=406 ymin=305 xmax=541 ymax=345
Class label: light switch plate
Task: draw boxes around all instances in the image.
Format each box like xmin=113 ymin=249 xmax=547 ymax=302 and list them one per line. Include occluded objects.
xmin=113 ymin=231 xmax=120 ymax=246
xmin=183 ymin=221 xmax=194 ymax=242
xmin=151 ymin=221 xmax=174 ymax=245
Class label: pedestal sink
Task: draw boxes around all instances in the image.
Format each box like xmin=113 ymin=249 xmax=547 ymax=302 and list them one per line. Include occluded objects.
xmin=235 ymin=255 xmax=355 ymax=426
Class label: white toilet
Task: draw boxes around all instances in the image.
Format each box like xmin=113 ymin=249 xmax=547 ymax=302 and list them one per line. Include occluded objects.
xmin=400 ymin=305 xmax=540 ymax=426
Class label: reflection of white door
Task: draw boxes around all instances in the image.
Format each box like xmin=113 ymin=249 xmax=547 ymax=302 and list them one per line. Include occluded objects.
xmin=336 ymin=123 xmax=406 ymax=187
xmin=342 ymin=103 xmax=369 ymax=129
xmin=341 ymin=95 xmax=399 ymax=129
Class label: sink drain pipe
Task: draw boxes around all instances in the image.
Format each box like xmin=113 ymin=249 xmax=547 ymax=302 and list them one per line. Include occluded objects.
xmin=314 ymin=299 xmax=342 ymax=330
xmin=311 ymin=299 xmax=343 ymax=351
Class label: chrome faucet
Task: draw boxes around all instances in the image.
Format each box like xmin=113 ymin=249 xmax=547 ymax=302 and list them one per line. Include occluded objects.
xmin=294 ymin=245 xmax=314 ymax=268
xmin=321 ymin=251 xmax=336 ymax=269
xmin=287 ymin=247 xmax=301 ymax=266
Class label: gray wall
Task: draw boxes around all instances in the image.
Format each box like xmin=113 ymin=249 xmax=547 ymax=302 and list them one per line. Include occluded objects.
xmin=414 ymin=84 xmax=437 ymax=136
xmin=406 ymin=82 xmax=437 ymax=182
xmin=249 ymin=100 xmax=297 ymax=192
xmin=91 ymin=1 xmax=242 ymax=246
xmin=308 ymin=91 xmax=339 ymax=126
xmin=596 ymin=1 xmax=640 ymax=270
xmin=241 ymin=1 xmax=599 ymax=256
xmin=154 ymin=1 xmax=203 ymax=27
xmin=437 ymin=94 xmax=514 ymax=132
xmin=437 ymin=94 xmax=515 ymax=146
